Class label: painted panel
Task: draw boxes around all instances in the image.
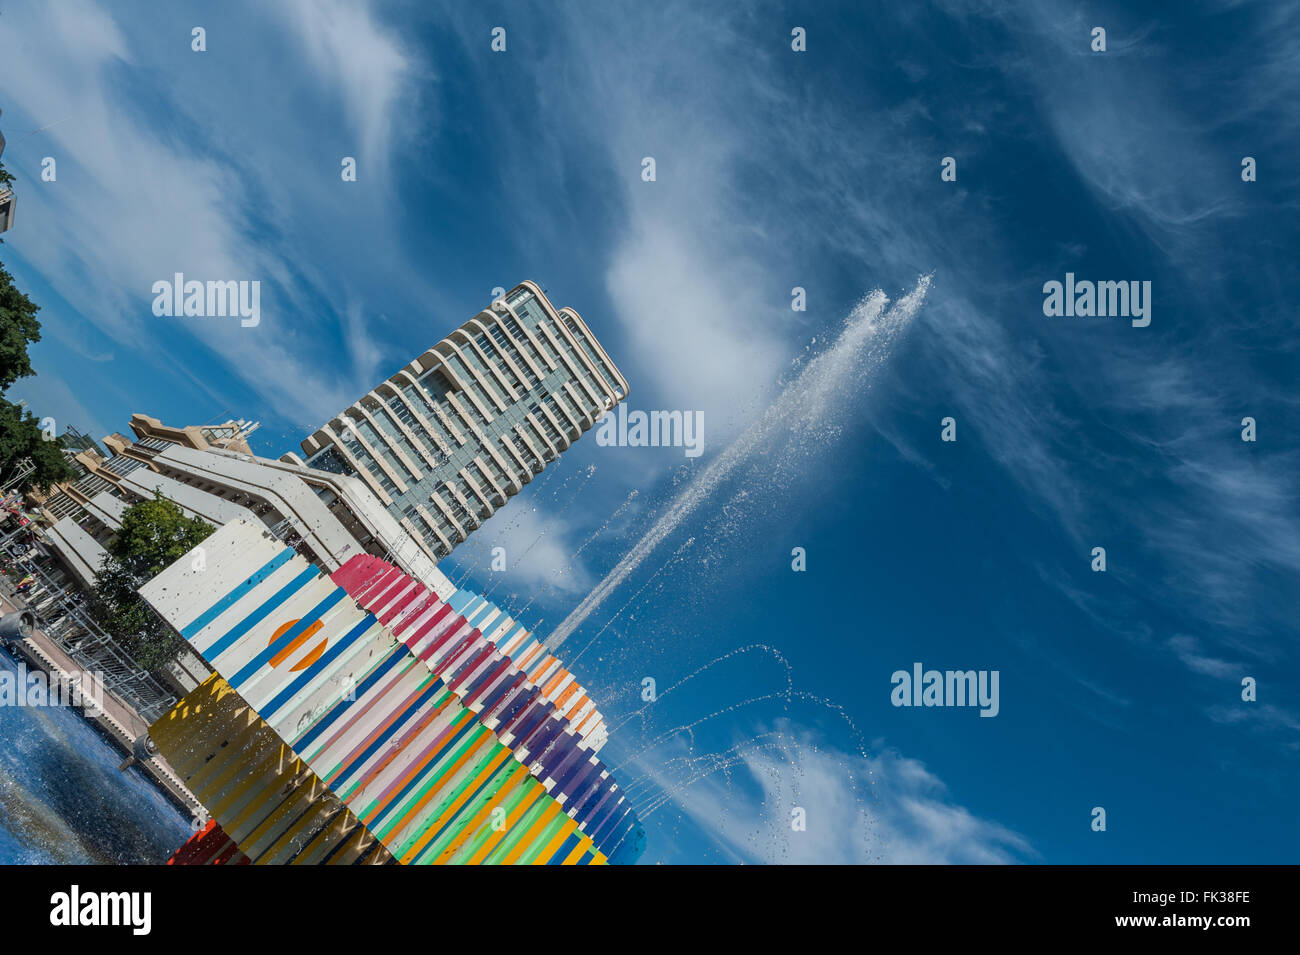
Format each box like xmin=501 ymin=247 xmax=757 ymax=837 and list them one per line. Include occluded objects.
xmin=150 ymin=674 xmax=394 ymax=865
xmin=141 ymin=520 xmax=608 ymax=865
xmin=331 ymin=555 xmax=644 ymax=865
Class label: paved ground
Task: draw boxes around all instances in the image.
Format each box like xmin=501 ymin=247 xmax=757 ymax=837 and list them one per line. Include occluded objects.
xmin=2 ymin=592 xmax=202 ymax=818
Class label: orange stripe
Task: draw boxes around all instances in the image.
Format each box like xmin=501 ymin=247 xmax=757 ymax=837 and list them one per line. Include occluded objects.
xmin=515 ymin=644 xmax=544 ymax=670
xmin=499 ymin=798 xmax=561 ymax=865
xmin=560 ymin=841 xmax=590 ymax=866
xmin=269 ymin=619 xmax=325 ymax=669
xmin=359 ymin=708 xmax=474 ymax=826
xmin=433 ymin=762 xmax=530 ymax=863
xmin=347 ymin=693 xmax=458 ymax=809
xmin=540 ymin=667 xmax=567 ymax=697
xmin=399 ymin=736 xmax=507 ymax=863
xmin=533 ymin=816 xmax=579 ymax=865
xmin=553 ymin=680 xmax=582 ymax=710
xmin=467 ymin=785 xmax=543 ymax=864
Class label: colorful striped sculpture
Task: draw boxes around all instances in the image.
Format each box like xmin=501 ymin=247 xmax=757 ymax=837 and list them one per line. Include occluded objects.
xmin=142 ymin=521 xmax=617 ymax=865
xmin=332 ymin=555 xmax=644 ymax=863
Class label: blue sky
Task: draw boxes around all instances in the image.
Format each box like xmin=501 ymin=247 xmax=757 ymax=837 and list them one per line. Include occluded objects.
xmin=2 ymin=0 xmax=1297 ymax=863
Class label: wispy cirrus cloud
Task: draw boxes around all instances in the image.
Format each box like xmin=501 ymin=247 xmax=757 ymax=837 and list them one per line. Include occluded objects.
xmin=0 ymin=0 xmax=433 ymax=429
xmin=642 ymin=723 xmax=1033 ymax=864
xmin=1167 ymin=634 xmax=1241 ymax=680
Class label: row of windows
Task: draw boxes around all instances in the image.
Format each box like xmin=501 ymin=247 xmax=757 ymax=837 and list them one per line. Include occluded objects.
xmin=101 ymin=454 xmax=147 ymax=477
xmin=75 ymin=474 xmax=117 ymax=499
xmin=320 ymin=291 xmax=620 ymax=561
xmin=42 ymin=493 xmax=81 ymax=521
xmin=305 ymin=445 xmax=356 ymax=477
xmin=559 ymin=311 xmax=623 ymax=397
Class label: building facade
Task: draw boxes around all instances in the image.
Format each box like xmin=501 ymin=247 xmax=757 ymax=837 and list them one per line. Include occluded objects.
xmin=291 ymin=281 xmax=628 ymax=562
xmin=0 ymin=110 xmax=16 ymax=234
xmin=38 ymin=413 xmax=456 ymax=599
xmin=33 ymin=413 xmax=455 ymax=694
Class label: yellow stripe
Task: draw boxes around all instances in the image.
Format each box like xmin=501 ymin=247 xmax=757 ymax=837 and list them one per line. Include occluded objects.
xmin=400 ymin=742 xmax=511 ymax=864
xmin=466 ymin=782 xmax=543 ymax=865
xmin=560 ymin=836 xmax=590 ymax=865
xmin=432 ymin=761 xmax=530 ymax=863
xmin=532 ymin=813 xmax=580 ymax=865
xmin=499 ymin=797 xmax=562 ymax=865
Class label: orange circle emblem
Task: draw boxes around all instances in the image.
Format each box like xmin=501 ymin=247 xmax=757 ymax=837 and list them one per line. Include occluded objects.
xmin=268 ymin=618 xmax=328 ymax=671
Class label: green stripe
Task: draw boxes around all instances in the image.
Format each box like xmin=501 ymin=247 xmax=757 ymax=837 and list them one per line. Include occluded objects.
xmin=448 ymin=773 xmax=534 ymax=864
xmin=332 ymin=671 xmax=444 ymax=803
xmin=366 ymin=709 xmax=479 ymax=839
xmin=482 ymin=788 xmax=550 ymax=864
xmin=518 ymin=810 xmax=569 ymax=865
xmin=414 ymin=759 xmax=521 ymax=864
xmin=385 ymin=724 xmax=494 ymax=852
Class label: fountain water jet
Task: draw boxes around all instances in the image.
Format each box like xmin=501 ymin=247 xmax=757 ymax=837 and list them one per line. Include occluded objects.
xmin=546 ymin=276 xmax=931 ymax=649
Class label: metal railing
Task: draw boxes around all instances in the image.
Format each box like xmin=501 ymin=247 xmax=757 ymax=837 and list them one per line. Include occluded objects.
xmin=0 ymin=559 xmax=177 ymax=722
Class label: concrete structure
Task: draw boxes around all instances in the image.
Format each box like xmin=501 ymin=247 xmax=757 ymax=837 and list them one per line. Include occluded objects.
xmin=0 ymin=186 xmax=14 ymax=235
xmin=333 ymin=554 xmax=643 ymax=861
xmin=34 ymin=413 xmax=457 ymax=695
xmin=294 ymin=281 xmax=629 ymax=562
xmin=18 ymin=430 xmax=105 ymax=515
xmin=142 ymin=520 xmax=627 ymax=864
xmin=152 ymin=675 xmax=394 ymax=865
xmin=38 ymin=415 xmax=456 ymax=601
xmin=0 ymin=111 xmax=13 ymax=235
xmin=44 ymin=518 xmax=106 ymax=590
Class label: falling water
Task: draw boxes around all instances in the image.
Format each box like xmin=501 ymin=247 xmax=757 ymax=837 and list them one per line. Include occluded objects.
xmin=545 ymin=276 xmax=931 ymax=649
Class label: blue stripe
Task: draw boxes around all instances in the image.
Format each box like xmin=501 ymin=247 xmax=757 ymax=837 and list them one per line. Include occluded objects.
xmin=229 ymin=587 xmax=347 ymax=689
xmin=549 ymin=830 xmax=583 ymax=865
xmin=330 ymin=676 xmax=444 ymax=789
xmin=203 ymin=565 xmax=320 ymax=661
xmin=181 ymin=548 xmax=295 ymax=640
xmin=376 ymin=711 xmax=479 ymax=833
xmin=263 ymin=613 xmax=379 ymax=720
xmin=293 ymin=644 xmax=411 ymax=753
xmin=409 ymin=750 xmax=511 ymax=864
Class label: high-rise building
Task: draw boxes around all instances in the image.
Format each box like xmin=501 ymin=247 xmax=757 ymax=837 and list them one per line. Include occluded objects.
xmin=289 ymin=281 xmax=629 ymax=562
xmin=0 ymin=109 xmax=14 ymax=235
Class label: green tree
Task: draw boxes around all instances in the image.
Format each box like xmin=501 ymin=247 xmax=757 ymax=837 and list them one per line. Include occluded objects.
xmin=0 ymin=399 xmax=74 ymax=493
xmin=0 ymin=259 xmax=42 ymax=391
xmin=0 ymin=254 xmax=70 ymax=492
xmin=90 ymin=494 xmax=215 ymax=671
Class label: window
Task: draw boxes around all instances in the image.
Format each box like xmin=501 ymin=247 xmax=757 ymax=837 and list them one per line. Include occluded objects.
xmin=306 ymin=445 xmax=356 ymax=477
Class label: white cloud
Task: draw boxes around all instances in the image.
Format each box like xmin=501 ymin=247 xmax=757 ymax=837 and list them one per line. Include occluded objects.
xmin=1208 ymin=702 xmax=1300 ymax=737
xmin=448 ymin=492 xmax=595 ymax=605
xmin=1167 ymin=635 xmax=1240 ymax=680
xmin=270 ymin=0 xmax=421 ymax=175
xmin=0 ymin=0 xmax=429 ymax=430
xmin=640 ymin=723 xmax=1033 ymax=864
xmin=603 ymin=221 xmax=787 ymax=435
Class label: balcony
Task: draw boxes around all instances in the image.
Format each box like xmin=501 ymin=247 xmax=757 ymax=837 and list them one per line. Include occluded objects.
xmin=0 ymin=186 xmax=14 ymax=234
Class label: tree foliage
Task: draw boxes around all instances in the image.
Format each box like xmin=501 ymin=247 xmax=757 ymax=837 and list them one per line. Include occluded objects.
xmin=0 ymin=398 xmax=75 ymax=493
xmin=0 ymin=259 xmax=42 ymax=392
xmin=0 ymin=256 xmax=70 ymax=492
xmin=90 ymin=495 xmax=215 ymax=671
